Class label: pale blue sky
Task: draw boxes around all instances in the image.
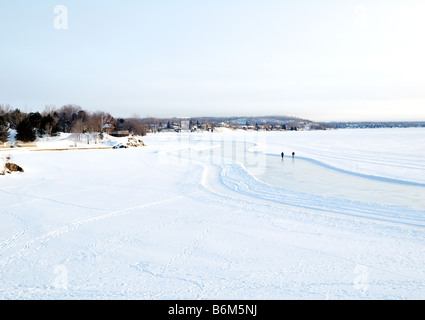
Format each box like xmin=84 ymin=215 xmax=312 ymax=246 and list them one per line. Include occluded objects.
xmin=1 ymin=0 xmax=424 ymax=121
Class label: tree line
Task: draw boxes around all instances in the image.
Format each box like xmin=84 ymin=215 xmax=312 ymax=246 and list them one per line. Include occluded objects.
xmin=0 ymin=104 xmax=147 ymax=143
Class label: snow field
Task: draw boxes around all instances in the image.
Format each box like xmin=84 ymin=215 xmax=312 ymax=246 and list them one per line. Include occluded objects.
xmin=0 ymin=128 xmax=424 ymax=299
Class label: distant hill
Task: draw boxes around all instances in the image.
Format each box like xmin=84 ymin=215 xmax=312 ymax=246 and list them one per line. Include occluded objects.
xmin=321 ymin=121 xmax=425 ymax=129
xmin=192 ymin=115 xmax=303 ymax=124
xmin=139 ymin=115 xmax=332 ymax=132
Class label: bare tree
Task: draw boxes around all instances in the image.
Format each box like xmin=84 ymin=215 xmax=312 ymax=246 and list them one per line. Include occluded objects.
xmin=0 ymin=104 xmax=12 ymax=116
xmin=56 ymin=104 xmax=82 ymax=133
xmin=88 ymin=111 xmax=112 ymax=133
xmin=71 ymin=118 xmax=84 ymax=145
xmin=42 ymin=105 xmax=56 ymax=116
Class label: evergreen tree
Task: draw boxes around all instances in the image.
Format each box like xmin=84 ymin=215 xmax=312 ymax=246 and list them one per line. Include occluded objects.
xmin=29 ymin=112 xmax=42 ymax=136
xmin=40 ymin=114 xmax=60 ymax=136
xmin=16 ymin=117 xmax=36 ymax=142
xmin=6 ymin=108 xmax=24 ymax=130
xmin=0 ymin=115 xmax=9 ymax=143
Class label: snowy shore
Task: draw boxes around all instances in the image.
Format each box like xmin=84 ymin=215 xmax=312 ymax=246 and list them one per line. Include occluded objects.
xmin=1 ymin=128 xmax=424 ymax=299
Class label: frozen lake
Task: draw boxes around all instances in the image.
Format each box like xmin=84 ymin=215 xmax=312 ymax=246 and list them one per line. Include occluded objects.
xmin=1 ymin=128 xmax=425 ymax=299
xmin=193 ymin=140 xmax=425 ymax=210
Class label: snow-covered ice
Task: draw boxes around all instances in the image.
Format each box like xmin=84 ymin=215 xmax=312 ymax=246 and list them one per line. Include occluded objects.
xmin=0 ymin=128 xmax=424 ymax=299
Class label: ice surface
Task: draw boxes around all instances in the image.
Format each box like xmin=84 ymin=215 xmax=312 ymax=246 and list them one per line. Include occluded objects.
xmin=194 ymin=141 xmax=425 ymax=210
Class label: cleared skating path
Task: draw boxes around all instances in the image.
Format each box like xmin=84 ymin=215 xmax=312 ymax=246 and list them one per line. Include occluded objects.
xmin=0 ymin=129 xmax=424 ymax=299
xmin=194 ymin=140 xmax=425 ymax=210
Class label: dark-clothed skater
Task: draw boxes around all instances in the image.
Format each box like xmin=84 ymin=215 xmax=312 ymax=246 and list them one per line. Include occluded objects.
xmin=281 ymin=152 xmax=284 ymax=159
xmin=292 ymin=152 xmax=295 ymax=158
